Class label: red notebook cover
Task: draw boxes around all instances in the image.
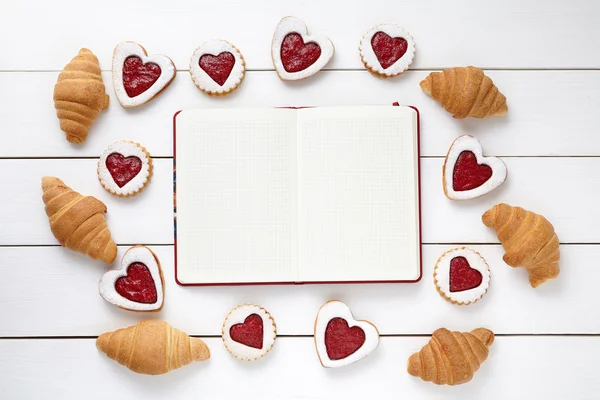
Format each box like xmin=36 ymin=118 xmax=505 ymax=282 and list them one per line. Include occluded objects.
xmin=173 ymin=105 xmax=422 ymax=286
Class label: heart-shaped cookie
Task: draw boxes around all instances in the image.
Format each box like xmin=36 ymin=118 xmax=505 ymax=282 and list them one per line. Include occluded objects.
xmin=314 ymin=300 xmax=379 ymax=368
xmin=99 ymin=246 xmax=164 ymax=311
xmin=272 ymin=16 xmax=334 ymax=80
xmin=443 ymin=135 xmax=507 ymax=200
xmin=359 ymin=24 xmax=415 ymax=77
xmin=222 ymin=304 xmax=276 ymax=361
xmin=190 ymin=39 xmax=246 ymax=96
xmin=112 ymin=42 xmax=176 ymax=108
xmin=434 ymin=247 xmax=491 ymax=305
xmin=98 ymin=141 xmax=152 ymax=197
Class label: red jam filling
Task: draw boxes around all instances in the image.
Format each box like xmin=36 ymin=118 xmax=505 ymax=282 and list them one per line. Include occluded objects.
xmin=452 ymin=151 xmax=493 ymax=191
xmin=230 ymin=314 xmax=264 ymax=349
xmin=105 ymin=153 xmax=142 ymax=188
xmin=280 ymin=33 xmax=321 ymax=73
xmin=199 ymin=52 xmax=235 ymax=86
xmin=449 ymin=256 xmax=483 ymax=292
xmin=122 ymin=56 xmax=162 ymax=98
xmin=324 ymin=317 xmax=366 ymax=360
xmin=114 ymin=262 xmax=158 ymax=304
xmin=371 ymin=32 xmax=408 ymax=69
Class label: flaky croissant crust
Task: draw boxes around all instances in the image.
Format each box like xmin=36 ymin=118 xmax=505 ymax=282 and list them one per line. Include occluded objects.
xmin=408 ymin=328 xmax=494 ymax=385
xmin=42 ymin=176 xmax=117 ymax=263
xmin=97 ymin=320 xmax=210 ymax=375
xmin=420 ymin=66 xmax=507 ymax=119
xmin=483 ymin=203 xmax=560 ymax=287
xmin=53 ymin=48 xmax=109 ymax=144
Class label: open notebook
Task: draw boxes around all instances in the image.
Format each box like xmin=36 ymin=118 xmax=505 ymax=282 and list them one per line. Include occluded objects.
xmin=174 ymin=106 xmax=421 ymax=285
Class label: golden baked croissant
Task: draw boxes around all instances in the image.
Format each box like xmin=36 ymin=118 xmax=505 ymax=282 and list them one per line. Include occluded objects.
xmin=483 ymin=203 xmax=560 ymax=287
xmin=54 ymin=48 xmax=109 ymax=144
xmin=42 ymin=176 xmax=117 ymax=264
xmin=97 ymin=320 xmax=210 ymax=375
xmin=408 ymin=328 xmax=494 ymax=385
xmin=420 ymin=66 xmax=508 ymax=119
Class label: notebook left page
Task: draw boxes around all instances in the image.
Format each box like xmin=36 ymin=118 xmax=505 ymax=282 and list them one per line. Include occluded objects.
xmin=175 ymin=109 xmax=299 ymax=284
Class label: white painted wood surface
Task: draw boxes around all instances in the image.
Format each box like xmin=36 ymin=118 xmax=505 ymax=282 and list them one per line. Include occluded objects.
xmin=3 ymin=337 xmax=600 ymax=400
xmin=2 ymin=158 xmax=599 ymax=245
xmin=3 ymin=70 xmax=600 ymax=158
xmin=2 ymin=0 xmax=600 ymax=70
xmin=1 ymin=245 xmax=598 ymax=336
xmin=1 ymin=0 xmax=599 ymax=398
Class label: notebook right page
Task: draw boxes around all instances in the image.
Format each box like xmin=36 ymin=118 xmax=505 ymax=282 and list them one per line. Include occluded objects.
xmin=296 ymin=106 xmax=420 ymax=282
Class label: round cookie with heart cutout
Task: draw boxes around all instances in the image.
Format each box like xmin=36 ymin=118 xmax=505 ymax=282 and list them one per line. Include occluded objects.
xmin=98 ymin=141 xmax=153 ymax=197
xmin=314 ymin=300 xmax=379 ymax=368
xmin=271 ymin=16 xmax=334 ymax=81
xmin=99 ymin=245 xmax=164 ymax=312
xmin=434 ymin=247 xmax=491 ymax=306
xmin=222 ymin=304 xmax=277 ymax=361
xmin=189 ymin=39 xmax=245 ymax=96
xmin=359 ymin=24 xmax=415 ymax=77
xmin=443 ymin=135 xmax=507 ymax=200
xmin=112 ymin=42 xmax=176 ymax=108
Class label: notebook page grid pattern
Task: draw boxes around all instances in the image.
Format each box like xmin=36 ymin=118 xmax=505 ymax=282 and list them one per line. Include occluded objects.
xmin=298 ymin=116 xmax=417 ymax=282
xmin=176 ymin=116 xmax=295 ymax=283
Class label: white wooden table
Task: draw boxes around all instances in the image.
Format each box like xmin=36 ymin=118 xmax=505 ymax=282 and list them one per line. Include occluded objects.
xmin=2 ymin=1 xmax=600 ymax=398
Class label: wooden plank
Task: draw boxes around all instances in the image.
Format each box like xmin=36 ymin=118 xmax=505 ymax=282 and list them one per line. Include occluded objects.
xmin=0 ymin=159 xmax=174 ymax=246
xmin=2 ymin=70 xmax=600 ymax=158
xmin=2 ymin=336 xmax=599 ymax=399
xmin=1 ymin=244 xmax=598 ymax=336
xmin=1 ymin=157 xmax=598 ymax=245
xmin=420 ymin=156 xmax=600 ymax=244
xmin=2 ymin=0 xmax=599 ymax=70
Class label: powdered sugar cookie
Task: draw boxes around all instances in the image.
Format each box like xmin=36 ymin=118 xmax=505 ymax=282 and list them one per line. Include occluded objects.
xmin=222 ymin=304 xmax=276 ymax=361
xmin=189 ymin=40 xmax=245 ymax=96
xmin=434 ymin=247 xmax=491 ymax=306
xmin=271 ymin=16 xmax=334 ymax=81
xmin=443 ymin=135 xmax=507 ymax=200
xmin=99 ymin=246 xmax=164 ymax=312
xmin=112 ymin=42 xmax=175 ymax=108
xmin=98 ymin=141 xmax=153 ymax=197
xmin=359 ymin=24 xmax=415 ymax=77
xmin=314 ymin=300 xmax=379 ymax=368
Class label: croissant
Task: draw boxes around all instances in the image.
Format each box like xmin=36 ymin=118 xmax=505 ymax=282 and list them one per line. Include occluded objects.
xmin=420 ymin=66 xmax=508 ymax=119
xmin=54 ymin=48 xmax=109 ymax=144
xmin=408 ymin=328 xmax=494 ymax=385
xmin=97 ymin=320 xmax=210 ymax=375
xmin=482 ymin=203 xmax=560 ymax=287
xmin=42 ymin=176 xmax=117 ymax=264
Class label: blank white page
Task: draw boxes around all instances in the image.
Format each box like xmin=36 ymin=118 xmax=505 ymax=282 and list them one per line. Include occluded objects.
xmin=296 ymin=106 xmax=420 ymax=282
xmin=175 ymin=109 xmax=298 ymax=284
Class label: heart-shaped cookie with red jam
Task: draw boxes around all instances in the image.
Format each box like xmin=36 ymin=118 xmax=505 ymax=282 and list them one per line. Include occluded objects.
xmin=99 ymin=246 xmax=164 ymax=311
xmin=222 ymin=304 xmax=276 ymax=361
xmin=272 ymin=16 xmax=334 ymax=81
xmin=190 ymin=39 xmax=246 ymax=96
xmin=98 ymin=141 xmax=153 ymax=197
xmin=314 ymin=300 xmax=379 ymax=368
xmin=359 ymin=24 xmax=416 ymax=77
xmin=112 ymin=42 xmax=176 ymax=108
xmin=434 ymin=247 xmax=491 ymax=306
xmin=443 ymin=135 xmax=507 ymax=200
